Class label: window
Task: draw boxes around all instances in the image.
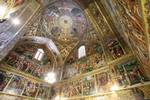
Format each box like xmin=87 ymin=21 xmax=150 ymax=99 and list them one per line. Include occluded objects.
xmin=34 ymin=49 xmax=44 ymax=61
xmin=78 ymin=45 xmax=86 ymax=59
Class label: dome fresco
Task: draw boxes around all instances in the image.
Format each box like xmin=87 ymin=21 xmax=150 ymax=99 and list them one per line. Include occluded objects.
xmin=1 ymin=0 xmax=150 ymax=100
xmin=42 ymin=0 xmax=87 ymax=41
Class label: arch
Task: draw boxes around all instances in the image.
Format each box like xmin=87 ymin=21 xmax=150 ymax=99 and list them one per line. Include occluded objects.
xmin=19 ymin=36 xmax=63 ymax=80
xmin=20 ymin=36 xmax=60 ymax=55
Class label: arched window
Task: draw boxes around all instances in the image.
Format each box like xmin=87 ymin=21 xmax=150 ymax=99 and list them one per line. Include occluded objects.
xmin=78 ymin=45 xmax=86 ymax=59
xmin=34 ymin=49 xmax=44 ymax=61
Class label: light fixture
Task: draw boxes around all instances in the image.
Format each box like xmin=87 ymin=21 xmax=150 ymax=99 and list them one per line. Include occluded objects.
xmin=54 ymin=96 xmax=60 ymax=100
xmin=0 ymin=1 xmax=14 ymax=23
xmin=54 ymin=95 xmax=67 ymax=100
xmin=95 ymin=96 xmax=105 ymax=100
xmin=0 ymin=5 xmax=8 ymax=23
xmin=44 ymin=72 xmax=56 ymax=84
xmin=12 ymin=18 xmax=20 ymax=25
xmin=0 ymin=5 xmax=7 ymax=16
xmin=110 ymin=84 xmax=119 ymax=92
xmin=6 ymin=89 xmax=16 ymax=94
xmin=37 ymin=98 xmax=42 ymax=100
xmin=86 ymin=76 xmax=92 ymax=80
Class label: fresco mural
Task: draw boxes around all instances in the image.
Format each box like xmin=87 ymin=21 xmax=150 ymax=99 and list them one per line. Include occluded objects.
xmin=42 ymin=0 xmax=87 ymax=41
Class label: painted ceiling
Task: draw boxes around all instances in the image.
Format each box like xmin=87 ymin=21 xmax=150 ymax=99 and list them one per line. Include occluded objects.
xmin=42 ymin=0 xmax=87 ymax=42
xmin=24 ymin=0 xmax=95 ymax=60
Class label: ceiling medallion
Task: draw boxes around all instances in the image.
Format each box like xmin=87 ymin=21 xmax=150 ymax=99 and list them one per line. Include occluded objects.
xmin=42 ymin=0 xmax=87 ymax=42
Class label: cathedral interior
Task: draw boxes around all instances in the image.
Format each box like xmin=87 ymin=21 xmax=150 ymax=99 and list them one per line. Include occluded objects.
xmin=0 ymin=0 xmax=150 ymax=100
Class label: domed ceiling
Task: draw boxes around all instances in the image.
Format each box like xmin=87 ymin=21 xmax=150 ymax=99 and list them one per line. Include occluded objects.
xmin=42 ymin=0 xmax=87 ymax=42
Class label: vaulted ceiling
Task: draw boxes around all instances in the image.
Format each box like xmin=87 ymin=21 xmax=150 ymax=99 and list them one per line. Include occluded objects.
xmin=0 ymin=1 xmax=150 ymax=97
xmin=5 ymin=0 xmax=149 ymax=77
xmin=24 ymin=0 xmax=102 ymax=63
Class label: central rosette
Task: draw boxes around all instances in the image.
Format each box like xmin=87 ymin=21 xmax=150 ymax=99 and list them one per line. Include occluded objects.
xmin=42 ymin=0 xmax=87 ymax=42
xmin=59 ymin=15 xmax=73 ymax=36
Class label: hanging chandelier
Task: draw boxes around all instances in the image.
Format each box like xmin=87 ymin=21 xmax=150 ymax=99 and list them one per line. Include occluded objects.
xmin=0 ymin=0 xmax=15 ymax=23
